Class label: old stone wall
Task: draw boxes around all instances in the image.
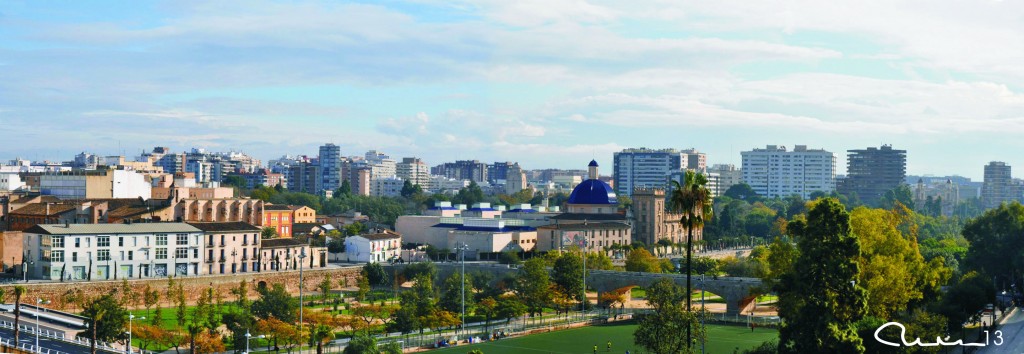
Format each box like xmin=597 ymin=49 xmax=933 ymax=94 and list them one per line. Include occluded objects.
xmin=0 ymin=266 xmax=362 ymax=312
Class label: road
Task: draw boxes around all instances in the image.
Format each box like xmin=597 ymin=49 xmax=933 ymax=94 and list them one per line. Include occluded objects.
xmin=980 ymin=308 xmax=1023 ymax=353
xmin=0 ymin=326 xmax=118 ymax=353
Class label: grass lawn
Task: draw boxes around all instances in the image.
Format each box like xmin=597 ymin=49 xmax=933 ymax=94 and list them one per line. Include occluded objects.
xmin=427 ymin=322 xmax=777 ymax=354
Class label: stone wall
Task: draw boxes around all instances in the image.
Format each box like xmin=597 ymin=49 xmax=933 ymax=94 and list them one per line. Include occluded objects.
xmin=2 ymin=266 xmax=363 ymax=312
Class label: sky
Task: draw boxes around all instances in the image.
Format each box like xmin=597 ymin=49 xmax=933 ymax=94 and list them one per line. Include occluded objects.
xmin=2 ymin=1 xmax=1024 ymax=180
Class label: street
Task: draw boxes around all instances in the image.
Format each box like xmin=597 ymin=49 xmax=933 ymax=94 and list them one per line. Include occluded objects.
xmin=980 ymin=308 xmax=1023 ymax=354
xmin=0 ymin=326 xmax=117 ymax=353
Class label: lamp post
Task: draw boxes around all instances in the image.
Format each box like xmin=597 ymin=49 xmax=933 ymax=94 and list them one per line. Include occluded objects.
xmin=231 ymin=250 xmax=237 ymax=274
xmin=244 ymin=331 xmax=265 ymax=354
xmin=700 ymin=273 xmax=705 ymax=354
xmin=35 ymin=299 xmax=50 ymax=353
xmin=455 ymin=243 xmax=469 ymax=339
xmin=127 ymin=314 xmax=145 ymax=354
xmin=298 ymin=244 xmax=307 ymax=331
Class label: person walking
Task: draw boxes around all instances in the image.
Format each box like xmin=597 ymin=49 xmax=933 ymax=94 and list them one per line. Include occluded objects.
xmin=607 ymin=341 xmax=612 ymax=352
xmin=593 ymin=344 xmax=598 ymax=354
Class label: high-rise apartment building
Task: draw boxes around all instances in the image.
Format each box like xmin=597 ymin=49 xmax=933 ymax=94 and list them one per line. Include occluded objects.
xmin=505 ymin=163 xmax=527 ymax=194
xmin=680 ymin=148 xmax=707 ymax=172
xmin=319 ymin=144 xmax=342 ymax=193
xmin=839 ymin=145 xmax=907 ymax=206
xmin=707 ymin=164 xmax=741 ymax=196
xmin=396 ymin=157 xmax=430 ymax=186
xmin=741 ymin=145 xmax=836 ymax=199
xmin=288 ymin=162 xmax=321 ymax=195
xmin=431 ymin=160 xmax=488 ymax=183
xmin=982 ymin=161 xmax=1017 ymax=209
xmin=488 ymin=162 xmax=515 ymax=184
xmin=613 ymin=148 xmax=684 ymax=197
xmin=365 ymin=150 xmax=397 ymax=180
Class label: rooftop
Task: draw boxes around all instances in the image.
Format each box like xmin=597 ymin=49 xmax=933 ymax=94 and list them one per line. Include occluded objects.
xmin=186 ymin=222 xmax=262 ymax=232
xmin=24 ymin=223 xmax=202 ymax=235
xmin=10 ymin=203 xmax=77 ymax=216
xmin=550 ymin=213 xmax=627 ymax=221
xmin=357 ymin=232 xmax=402 ymax=241
xmin=537 ymin=222 xmax=630 ymax=231
xmin=261 ymin=238 xmax=307 ymax=248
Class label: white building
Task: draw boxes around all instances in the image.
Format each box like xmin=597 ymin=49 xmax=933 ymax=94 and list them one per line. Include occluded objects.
xmin=39 ymin=169 xmax=152 ymax=200
xmin=397 ymin=157 xmax=430 ymax=187
xmin=613 ymin=148 xmax=686 ymax=198
xmin=428 ymin=176 xmax=470 ymax=194
xmin=0 ymin=172 xmax=25 ymax=192
xmin=708 ymin=164 xmax=742 ymax=196
xmin=23 ymin=223 xmax=205 ymax=280
xmin=741 ymin=145 xmax=836 ymax=199
xmin=345 ymin=232 xmax=402 ymax=263
xmin=365 ymin=151 xmax=397 ymax=181
xmin=371 ymin=176 xmax=404 ymax=197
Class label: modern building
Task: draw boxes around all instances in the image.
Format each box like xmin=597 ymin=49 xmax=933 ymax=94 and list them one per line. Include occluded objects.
xmin=234 ymin=169 xmax=285 ymax=189
xmin=319 ymin=144 xmax=343 ymax=194
xmin=680 ymin=148 xmax=708 ymax=172
xmin=613 ymin=148 xmax=685 ymax=198
xmin=982 ymin=162 xmax=1017 ymax=209
xmin=365 ymin=150 xmax=397 ymax=181
xmin=0 ymin=172 xmax=26 ymax=192
xmin=288 ymin=162 xmax=321 ymax=194
xmin=741 ymin=145 xmax=836 ymax=199
xmin=39 ymin=168 xmax=152 ymax=200
xmin=838 ymin=145 xmax=907 ymax=206
xmin=432 ymin=160 xmax=488 ymax=183
xmin=488 ymin=162 xmax=515 ymax=184
xmin=707 ymin=164 xmax=741 ymax=196
xmin=187 ymin=222 xmax=262 ymax=275
xmin=371 ymin=176 xmax=404 ymax=197
xmin=344 ymin=231 xmax=402 ymax=263
xmin=22 ymin=223 xmax=205 ymax=280
xmin=396 ymin=157 xmax=430 ymax=187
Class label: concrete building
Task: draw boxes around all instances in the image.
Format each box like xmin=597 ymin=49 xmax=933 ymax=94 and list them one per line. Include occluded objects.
xmin=505 ymin=163 xmax=527 ymax=195
xmin=39 ymin=169 xmax=152 ymax=200
xmin=613 ymin=148 xmax=685 ymax=198
xmin=371 ymin=176 xmax=404 ymax=197
xmin=983 ymin=162 xmax=1017 ymax=209
xmin=344 ymin=231 xmax=402 ymax=263
xmin=741 ymin=145 xmax=836 ymax=199
xmin=288 ymin=162 xmax=322 ymax=195
xmin=259 ymin=238 xmax=327 ymax=271
xmin=539 ymin=160 xmax=631 ymax=253
xmin=432 ymin=160 xmax=488 ymax=183
xmin=188 ymin=222 xmax=262 ymax=275
xmin=707 ymin=164 xmax=741 ymax=196
xmin=319 ymin=144 xmax=343 ymax=194
xmin=396 ymin=157 xmax=430 ymax=187
xmin=488 ymin=162 xmax=515 ymax=184
xmin=839 ymin=145 xmax=907 ymax=206
xmin=680 ymin=148 xmax=707 ymax=171
xmin=365 ymin=150 xmax=397 ymax=181
xmin=22 ymin=223 xmax=205 ymax=280
xmin=173 ymin=198 xmax=264 ymax=225
xmin=234 ymin=169 xmax=285 ymax=189
xmin=0 ymin=172 xmax=25 ymax=192
xmin=428 ymin=176 xmax=469 ymax=194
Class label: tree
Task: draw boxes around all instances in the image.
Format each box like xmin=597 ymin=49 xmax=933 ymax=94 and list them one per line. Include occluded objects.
xmin=381 ymin=341 xmax=404 ymax=354
xmin=776 ymin=199 xmax=867 ymax=354
xmin=495 ymin=295 xmax=527 ymax=325
xmin=363 ymin=262 xmax=390 ymax=287
xmin=133 ymin=324 xmax=169 ymax=352
xmin=327 ymin=237 xmax=345 ymax=260
xmin=261 ymin=226 xmax=278 ymax=239
xmin=498 ymin=251 xmax=521 ymax=265
xmin=256 ymin=317 xmax=294 ymax=352
xmin=477 ymin=297 xmax=498 ymax=331
xmin=586 ymin=251 xmax=615 ymax=270
xmin=174 ymin=283 xmax=187 ymax=328
xmin=879 ymin=185 xmax=915 ymax=210
xmin=310 ymin=324 xmax=335 ymax=354
xmin=222 ymin=175 xmax=247 ymax=189
xmin=935 ymin=271 xmax=994 ymax=331
xmin=633 ymin=278 xmax=704 ymax=354
xmin=343 ymin=332 xmax=378 ymax=354
xmin=624 ymin=248 xmax=660 ymax=273
xmin=81 ymin=291 xmax=128 ymax=354
xmin=142 ymin=284 xmax=160 ymax=313
xmin=318 ymin=274 xmax=333 ymax=304
xmin=438 ymin=272 xmax=474 ymax=315
xmin=400 ymin=180 xmax=423 ymax=198
xmin=13 ymin=286 xmax=25 ymax=343
xmin=668 ymin=170 xmax=714 ymax=342
xmin=515 ymin=257 xmax=551 ymax=320
xmin=337 ymin=180 xmax=352 ymax=197
xmin=253 ymin=283 xmax=299 ymax=323
xmin=724 ymin=183 xmax=760 ymax=202
xmin=962 ymin=202 xmax=1024 ymax=282
xmin=356 ymin=272 xmax=371 ymax=301
xmin=552 ymin=250 xmax=585 ymax=302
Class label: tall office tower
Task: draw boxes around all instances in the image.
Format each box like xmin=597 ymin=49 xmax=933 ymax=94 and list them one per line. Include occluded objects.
xmin=319 ymin=143 xmax=342 ymax=193
xmin=613 ymin=148 xmax=684 ymax=197
xmin=839 ymin=145 xmax=907 ymax=206
xmin=431 ymin=160 xmax=488 ymax=183
xmin=982 ymin=161 xmax=1016 ymax=209
xmin=741 ymin=145 xmax=836 ymax=199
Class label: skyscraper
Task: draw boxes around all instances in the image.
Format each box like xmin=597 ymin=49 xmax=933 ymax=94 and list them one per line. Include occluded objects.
xmin=613 ymin=148 xmax=685 ymax=197
xmin=741 ymin=145 xmax=835 ymax=199
xmin=839 ymin=145 xmax=907 ymax=206
xmin=982 ymin=161 xmax=1016 ymax=209
xmin=319 ymin=143 xmax=342 ymax=193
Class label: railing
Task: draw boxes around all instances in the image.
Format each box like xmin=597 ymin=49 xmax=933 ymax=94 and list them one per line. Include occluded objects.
xmin=0 ymin=319 xmax=122 ymax=353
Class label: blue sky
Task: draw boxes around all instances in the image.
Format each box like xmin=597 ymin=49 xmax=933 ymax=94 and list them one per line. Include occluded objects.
xmin=2 ymin=0 xmax=1024 ymax=179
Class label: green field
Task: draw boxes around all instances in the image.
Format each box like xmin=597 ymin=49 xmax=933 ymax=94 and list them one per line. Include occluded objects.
xmin=426 ymin=323 xmax=777 ymax=354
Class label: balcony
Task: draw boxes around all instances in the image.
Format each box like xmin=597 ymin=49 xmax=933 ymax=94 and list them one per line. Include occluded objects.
xmin=242 ymin=241 xmax=248 ymax=246
xmin=242 ymin=256 xmax=249 ymax=261
xmin=219 ymin=256 xmax=226 ymax=262
xmin=205 ymin=258 xmax=213 ymax=264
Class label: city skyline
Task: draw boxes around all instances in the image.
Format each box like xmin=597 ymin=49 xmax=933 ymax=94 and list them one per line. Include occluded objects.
xmin=4 ymin=1 xmax=1024 ymax=179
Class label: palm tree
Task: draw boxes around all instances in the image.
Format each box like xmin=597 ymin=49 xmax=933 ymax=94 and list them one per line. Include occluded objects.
xmin=668 ymin=170 xmax=714 ymax=350
xmin=12 ymin=286 xmax=25 ymax=343
xmin=656 ymin=238 xmax=674 ymax=256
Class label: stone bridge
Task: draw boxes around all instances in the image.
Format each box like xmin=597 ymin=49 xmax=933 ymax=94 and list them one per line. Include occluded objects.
xmin=384 ymin=263 xmax=764 ymax=316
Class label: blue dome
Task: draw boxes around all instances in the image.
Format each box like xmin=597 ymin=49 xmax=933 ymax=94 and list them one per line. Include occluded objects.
xmin=568 ymin=179 xmax=618 ymax=205
xmin=588 ymin=160 xmax=599 ymax=167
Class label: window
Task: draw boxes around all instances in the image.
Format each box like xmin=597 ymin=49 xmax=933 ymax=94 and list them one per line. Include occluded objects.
xmin=72 ymin=252 xmax=77 ymax=262
xmin=175 ymin=248 xmax=188 ymax=259
xmin=220 ymin=235 xmax=225 ymax=246
xmin=192 ymin=249 xmax=198 ymax=258
xmin=176 ymin=234 xmax=188 ymax=245
xmin=52 ymin=236 xmax=64 ymax=248
xmin=74 ymin=238 xmax=80 ymax=248
xmin=98 ymin=236 xmax=110 ymax=247
xmin=128 ymin=251 xmax=133 ymax=261
xmin=98 ymin=250 xmax=110 ymax=261
xmin=51 ymin=251 xmax=63 ymax=262
xmin=156 ymin=234 xmax=168 ymax=246
xmin=118 ymin=237 xmax=124 ymax=247
xmin=156 ymin=248 xmax=167 ymax=260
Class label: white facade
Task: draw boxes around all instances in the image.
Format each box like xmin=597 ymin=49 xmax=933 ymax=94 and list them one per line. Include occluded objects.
xmin=0 ymin=172 xmax=25 ymax=192
xmin=708 ymin=164 xmax=742 ymax=196
xmin=370 ymin=176 xmax=404 ymax=197
xmin=344 ymin=233 xmax=402 ymax=263
xmin=23 ymin=223 xmax=205 ymax=281
xmin=365 ymin=151 xmax=397 ymax=181
xmin=428 ymin=176 xmax=470 ymax=194
xmin=112 ymin=169 xmax=153 ymax=199
xmin=397 ymin=157 xmax=430 ymax=186
xmin=613 ymin=148 xmax=685 ymax=197
xmin=741 ymin=145 xmax=836 ymax=199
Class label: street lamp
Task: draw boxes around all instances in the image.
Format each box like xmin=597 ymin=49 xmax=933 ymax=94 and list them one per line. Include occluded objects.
xmin=455 ymin=243 xmax=469 ymax=340
xmin=231 ymin=250 xmax=237 ymax=274
xmin=35 ymin=299 xmax=50 ymax=353
xmin=23 ymin=260 xmax=34 ymax=282
xmin=244 ymin=331 xmax=265 ymax=354
xmin=127 ymin=313 xmax=145 ymax=354
xmin=298 ymin=244 xmax=308 ymax=331
xmin=700 ymin=274 xmax=706 ymax=354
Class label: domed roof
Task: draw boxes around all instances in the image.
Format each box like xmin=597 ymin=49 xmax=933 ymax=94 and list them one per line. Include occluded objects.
xmin=588 ymin=160 xmax=599 ymax=167
xmin=568 ymin=179 xmax=618 ymax=205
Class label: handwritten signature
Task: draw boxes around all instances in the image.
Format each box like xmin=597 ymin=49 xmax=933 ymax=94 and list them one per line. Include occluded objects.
xmin=874 ymin=322 xmax=1002 ymax=347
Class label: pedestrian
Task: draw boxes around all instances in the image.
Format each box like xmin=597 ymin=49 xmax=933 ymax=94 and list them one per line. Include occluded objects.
xmin=607 ymin=340 xmax=612 ymax=351
xmin=751 ymin=322 xmax=755 ymax=332
xmin=593 ymin=344 xmax=598 ymax=354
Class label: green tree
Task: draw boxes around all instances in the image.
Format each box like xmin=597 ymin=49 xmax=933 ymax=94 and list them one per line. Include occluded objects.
xmin=82 ymin=291 xmax=128 ymax=354
xmin=400 ymin=180 xmax=423 ymax=198
xmin=174 ymin=283 xmax=187 ymax=328
xmin=585 ymin=251 xmax=615 ymax=270
xmin=552 ymin=250 xmax=585 ymax=302
xmin=337 ymin=180 xmax=352 ymax=197
xmin=515 ymin=257 xmax=551 ymax=319
xmin=724 ymin=183 xmax=760 ymax=203
xmin=327 ymin=236 xmax=345 ymax=259
xmin=495 ymin=295 xmax=527 ymax=325
xmin=438 ymin=272 xmax=474 ymax=315
xmin=776 ymin=199 xmax=867 ymax=354
xmin=343 ymin=332 xmax=377 ymax=354
xmin=633 ymin=278 xmax=704 ymax=354
xmin=356 ymin=272 xmax=371 ymax=301
xmin=318 ymin=274 xmax=333 ymax=304
xmin=935 ymin=271 xmax=994 ymax=331
xmin=498 ymin=251 xmax=521 ymax=265
xmin=253 ymin=283 xmax=299 ymax=323
xmin=963 ymin=202 xmax=1024 ymax=281
xmin=363 ymin=262 xmax=390 ymax=287
xmin=261 ymin=226 xmax=279 ymax=239
xmin=879 ymin=185 xmax=915 ymax=210
xmin=668 ymin=169 xmax=714 ymax=350
xmin=625 ymin=248 xmax=661 ymax=273
xmin=222 ymin=175 xmax=247 ymax=189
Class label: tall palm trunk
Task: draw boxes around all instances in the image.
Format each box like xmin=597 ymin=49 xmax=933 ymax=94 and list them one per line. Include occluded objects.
xmin=686 ymin=227 xmax=693 ymax=351
xmin=13 ymin=286 xmax=25 ymax=344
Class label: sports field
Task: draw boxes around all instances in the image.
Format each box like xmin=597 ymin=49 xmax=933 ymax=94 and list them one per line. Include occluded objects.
xmin=427 ymin=323 xmax=777 ymax=354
